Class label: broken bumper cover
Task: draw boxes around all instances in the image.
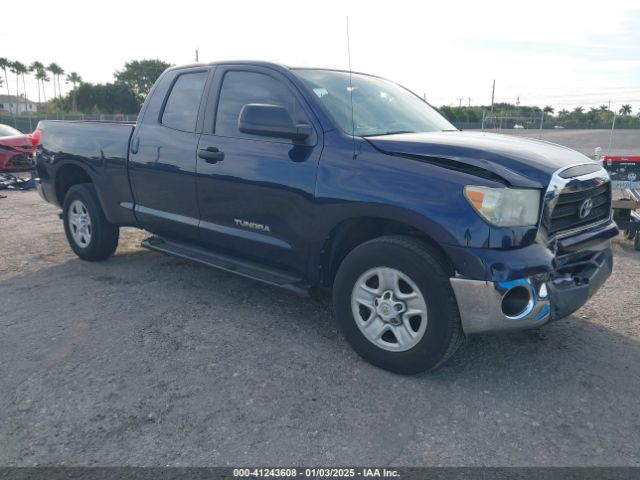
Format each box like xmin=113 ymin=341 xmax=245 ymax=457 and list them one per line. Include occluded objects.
xmin=449 ymin=245 xmax=614 ymax=335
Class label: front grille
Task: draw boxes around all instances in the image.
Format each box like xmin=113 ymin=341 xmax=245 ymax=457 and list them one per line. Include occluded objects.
xmin=547 ymin=183 xmax=611 ymax=235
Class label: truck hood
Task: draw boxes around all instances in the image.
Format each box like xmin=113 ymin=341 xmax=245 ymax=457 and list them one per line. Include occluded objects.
xmin=365 ymin=131 xmax=596 ymax=188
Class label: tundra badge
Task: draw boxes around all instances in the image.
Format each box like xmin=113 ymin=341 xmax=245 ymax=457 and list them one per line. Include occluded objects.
xmin=234 ymin=218 xmax=272 ymax=233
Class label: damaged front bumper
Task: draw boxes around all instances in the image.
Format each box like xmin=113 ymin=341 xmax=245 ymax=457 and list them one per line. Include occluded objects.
xmin=450 ymin=248 xmax=613 ymax=335
xmin=450 ymin=275 xmax=551 ymax=335
xmin=446 ymin=220 xmax=617 ymax=335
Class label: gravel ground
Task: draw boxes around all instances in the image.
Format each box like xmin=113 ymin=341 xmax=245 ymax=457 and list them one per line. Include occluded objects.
xmin=1 ymin=190 xmax=639 ymax=467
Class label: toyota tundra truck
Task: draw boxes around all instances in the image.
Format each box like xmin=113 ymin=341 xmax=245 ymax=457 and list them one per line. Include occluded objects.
xmin=34 ymin=61 xmax=618 ymax=374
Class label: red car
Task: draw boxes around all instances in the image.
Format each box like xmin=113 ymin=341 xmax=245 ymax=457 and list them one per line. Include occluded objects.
xmin=0 ymin=124 xmax=35 ymax=173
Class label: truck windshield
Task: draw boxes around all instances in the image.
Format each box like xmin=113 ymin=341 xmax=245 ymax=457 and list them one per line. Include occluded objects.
xmin=293 ymin=69 xmax=456 ymax=137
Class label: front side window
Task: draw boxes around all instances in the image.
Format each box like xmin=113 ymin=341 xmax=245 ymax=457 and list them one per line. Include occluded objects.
xmin=161 ymin=71 xmax=208 ymax=132
xmin=293 ymin=69 xmax=455 ymax=136
xmin=215 ymin=71 xmax=305 ymax=138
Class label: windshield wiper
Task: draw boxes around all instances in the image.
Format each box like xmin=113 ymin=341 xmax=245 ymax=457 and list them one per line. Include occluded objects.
xmin=364 ymin=130 xmax=416 ymax=137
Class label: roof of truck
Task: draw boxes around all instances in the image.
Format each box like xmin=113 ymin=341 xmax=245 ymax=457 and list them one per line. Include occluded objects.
xmin=166 ymin=61 xmax=384 ymax=79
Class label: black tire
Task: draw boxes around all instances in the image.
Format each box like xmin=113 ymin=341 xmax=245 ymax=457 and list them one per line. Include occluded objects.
xmin=333 ymin=235 xmax=464 ymax=375
xmin=634 ymin=232 xmax=640 ymax=251
xmin=62 ymin=183 xmax=119 ymax=261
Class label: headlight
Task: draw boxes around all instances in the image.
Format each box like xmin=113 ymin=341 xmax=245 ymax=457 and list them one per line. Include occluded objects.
xmin=464 ymin=186 xmax=541 ymax=227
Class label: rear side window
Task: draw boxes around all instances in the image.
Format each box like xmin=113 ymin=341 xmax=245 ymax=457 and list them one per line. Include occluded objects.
xmin=215 ymin=71 xmax=306 ymax=138
xmin=161 ymin=71 xmax=208 ymax=132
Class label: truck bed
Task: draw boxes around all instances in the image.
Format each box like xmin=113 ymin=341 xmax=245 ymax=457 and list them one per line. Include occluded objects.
xmin=35 ymin=120 xmax=137 ymax=226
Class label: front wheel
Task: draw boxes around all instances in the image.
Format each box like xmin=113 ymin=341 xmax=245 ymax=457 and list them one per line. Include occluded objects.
xmin=333 ymin=235 xmax=464 ymax=375
xmin=62 ymin=183 xmax=119 ymax=261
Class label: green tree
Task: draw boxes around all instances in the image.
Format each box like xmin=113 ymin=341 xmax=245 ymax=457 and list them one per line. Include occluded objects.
xmin=619 ymin=104 xmax=632 ymax=116
xmin=70 ymin=82 xmax=140 ymax=114
xmin=587 ymin=107 xmax=601 ymax=126
xmin=543 ymin=105 xmax=554 ymax=115
xmin=66 ymin=72 xmax=82 ymax=112
xmin=114 ymin=59 xmax=171 ymax=102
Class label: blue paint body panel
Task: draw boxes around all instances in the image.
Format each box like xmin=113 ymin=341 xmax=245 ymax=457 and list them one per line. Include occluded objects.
xmin=34 ymin=60 xmax=616 ymax=292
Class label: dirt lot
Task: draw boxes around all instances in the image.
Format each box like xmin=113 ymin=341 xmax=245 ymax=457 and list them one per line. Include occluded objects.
xmin=1 ymin=188 xmax=639 ymax=467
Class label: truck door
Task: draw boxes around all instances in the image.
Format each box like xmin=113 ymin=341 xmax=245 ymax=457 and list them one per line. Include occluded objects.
xmin=129 ymin=68 xmax=210 ymax=241
xmin=195 ymin=66 xmax=322 ymax=276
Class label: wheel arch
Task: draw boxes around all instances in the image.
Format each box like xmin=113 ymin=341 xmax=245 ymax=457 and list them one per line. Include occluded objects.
xmin=317 ymin=215 xmax=455 ymax=288
xmin=54 ymin=161 xmax=94 ymax=206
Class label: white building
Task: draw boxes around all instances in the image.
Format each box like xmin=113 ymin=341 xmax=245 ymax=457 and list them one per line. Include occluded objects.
xmin=0 ymin=95 xmax=39 ymax=115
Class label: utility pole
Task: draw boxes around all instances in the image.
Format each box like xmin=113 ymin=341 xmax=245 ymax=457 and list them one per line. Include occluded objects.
xmin=195 ymin=48 xmax=199 ymax=62
xmin=608 ymin=113 xmax=616 ymax=155
xmin=468 ymin=97 xmax=471 ymax=107
xmin=458 ymin=97 xmax=463 ymax=108
xmin=490 ymin=79 xmax=495 ymax=113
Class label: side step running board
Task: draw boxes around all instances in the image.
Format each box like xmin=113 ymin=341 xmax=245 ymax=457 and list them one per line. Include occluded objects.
xmin=141 ymin=236 xmax=311 ymax=296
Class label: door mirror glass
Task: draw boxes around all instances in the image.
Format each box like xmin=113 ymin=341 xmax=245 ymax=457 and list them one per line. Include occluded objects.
xmin=238 ymin=104 xmax=311 ymax=141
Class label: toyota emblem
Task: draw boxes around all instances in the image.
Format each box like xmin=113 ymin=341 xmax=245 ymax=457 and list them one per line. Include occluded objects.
xmin=579 ymin=197 xmax=594 ymax=219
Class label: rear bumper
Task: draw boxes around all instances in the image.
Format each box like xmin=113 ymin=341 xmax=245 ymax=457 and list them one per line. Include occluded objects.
xmin=447 ymin=221 xmax=617 ymax=335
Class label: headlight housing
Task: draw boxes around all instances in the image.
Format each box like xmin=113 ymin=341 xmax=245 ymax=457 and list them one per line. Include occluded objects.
xmin=464 ymin=186 xmax=541 ymax=227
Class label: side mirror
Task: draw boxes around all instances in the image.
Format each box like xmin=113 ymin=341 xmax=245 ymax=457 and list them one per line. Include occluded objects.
xmin=238 ymin=104 xmax=311 ymax=141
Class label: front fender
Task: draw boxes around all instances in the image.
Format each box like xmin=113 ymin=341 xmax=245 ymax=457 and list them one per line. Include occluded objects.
xmin=314 ymin=138 xmax=495 ymax=249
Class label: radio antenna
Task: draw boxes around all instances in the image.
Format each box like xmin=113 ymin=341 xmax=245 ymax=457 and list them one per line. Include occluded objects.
xmin=346 ymin=17 xmax=356 ymax=159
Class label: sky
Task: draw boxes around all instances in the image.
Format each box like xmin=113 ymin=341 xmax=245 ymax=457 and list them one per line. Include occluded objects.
xmin=2 ymin=0 xmax=639 ymax=113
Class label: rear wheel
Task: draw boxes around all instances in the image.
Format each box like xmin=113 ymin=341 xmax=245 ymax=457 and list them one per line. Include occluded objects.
xmin=62 ymin=183 xmax=119 ymax=261
xmin=333 ymin=235 xmax=464 ymax=374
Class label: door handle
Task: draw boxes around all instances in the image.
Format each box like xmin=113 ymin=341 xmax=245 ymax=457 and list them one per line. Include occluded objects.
xmin=198 ymin=147 xmax=224 ymax=164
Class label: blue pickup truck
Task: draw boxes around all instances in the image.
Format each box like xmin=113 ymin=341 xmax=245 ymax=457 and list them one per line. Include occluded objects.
xmin=34 ymin=61 xmax=618 ymax=374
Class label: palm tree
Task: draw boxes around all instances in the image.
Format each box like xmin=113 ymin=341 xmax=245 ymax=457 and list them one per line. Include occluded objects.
xmin=46 ymin=64 xmax=57 ymax=106
xmin=66 ymin=72 xmax=82 ymax=112
xmin=18 ymin=63 xmax=30 ymax=115
xmin=10 ymin=61 xmax=29 ymax=115
xmin=36 ymin=69 xmax=49 ymax=104
xmin=619 ymin=104 xmax=632 ymax=116
xmin=558 ymin=108 xmax=569 ymax=118
xmin=599 ymin=105 xmax=609 ymax=113
xmin=47 ymin=63 xmax=64 ymax=113
xmin=9 ymin=62 xmax=19 ymax=114
xmin=56 ymin=66 xmax=65 ymax=111
xmin=30 ymin=61 xmax=45 ymax=107
xmin=0 ymin=58 xmax=11 ymax=109
xmin=543 ymin=105 xmax=554 ymax=115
